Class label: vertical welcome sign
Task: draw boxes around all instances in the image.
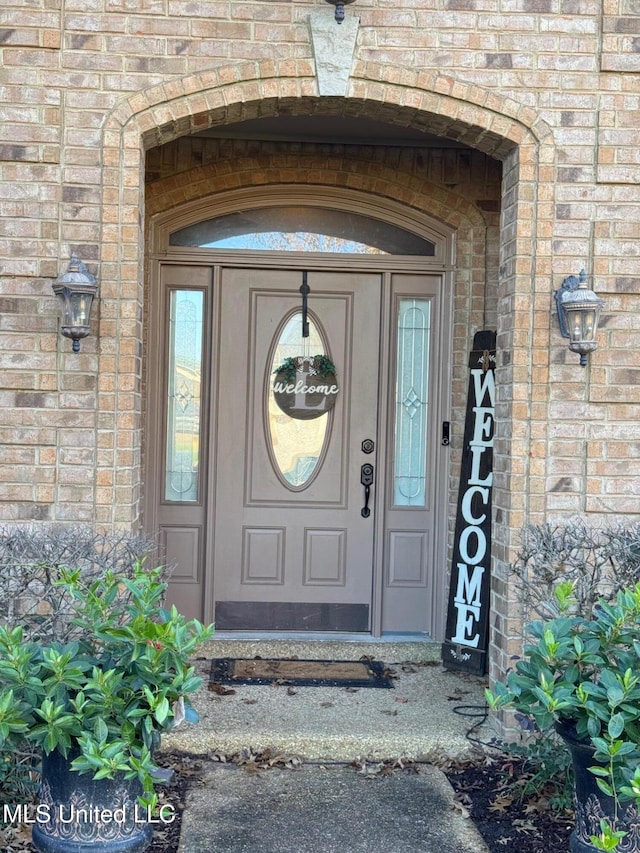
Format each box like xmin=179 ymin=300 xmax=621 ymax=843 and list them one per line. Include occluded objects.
xmin=442 ymin=331 xmax=496 ymax=676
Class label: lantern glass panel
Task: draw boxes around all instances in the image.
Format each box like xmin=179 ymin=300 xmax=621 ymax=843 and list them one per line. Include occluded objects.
xmin=567 ymin=307 xmax=597 ymax=344
xmin=69 ymin=291 xmax=94 ymax=327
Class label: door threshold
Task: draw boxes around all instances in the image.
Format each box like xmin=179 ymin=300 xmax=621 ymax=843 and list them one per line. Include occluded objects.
xmin=211 ymin=631 xmax=434 ymax=643
xmin=205 ymin=632 xmax=440 ymax=664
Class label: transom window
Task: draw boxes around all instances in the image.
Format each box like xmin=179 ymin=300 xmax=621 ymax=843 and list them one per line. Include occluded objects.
xmin=169 ymin=206 xmax=436 ymax=255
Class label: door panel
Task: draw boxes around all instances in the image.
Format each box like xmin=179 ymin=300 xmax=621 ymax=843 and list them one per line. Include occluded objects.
xmin=147 ymin=262 xmax=449 ymax=637
xmin=212 ymin=268 xmax=382 ymax=630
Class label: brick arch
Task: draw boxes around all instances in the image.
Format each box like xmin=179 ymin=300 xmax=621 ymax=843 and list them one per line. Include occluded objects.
xmin=106 ymin=59 xmax=553 ymax=154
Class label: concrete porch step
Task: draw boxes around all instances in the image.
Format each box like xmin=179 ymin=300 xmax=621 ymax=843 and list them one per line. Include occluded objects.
xmin=163 ymin=638 xmax=491 ymax=762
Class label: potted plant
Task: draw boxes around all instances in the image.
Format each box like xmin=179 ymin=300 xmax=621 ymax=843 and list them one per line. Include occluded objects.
xmin=486 ymin=581 xmax=640 ymax=852
xmin=0 ymin=561 xmax=213 ymax=853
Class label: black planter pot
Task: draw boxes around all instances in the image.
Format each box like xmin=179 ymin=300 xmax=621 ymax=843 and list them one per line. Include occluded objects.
xmin=31 ymin=749 xmax=153 ymax=853
xmin=556 ymin=719 xmax=640 ymax=853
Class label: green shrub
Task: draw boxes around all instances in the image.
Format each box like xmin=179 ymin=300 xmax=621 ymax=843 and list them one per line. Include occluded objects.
xmin=488 ymin=580 xmax=640 ymax=850
xmin=492 ymin=520 xmax=640 ymax=845
xmin=501 ymin=725 xmax=574 ymax=812
xmin=0 ymin=562 xmax=213 ymax=808
xmin=0 ymin=525 xmax=198 ymax=810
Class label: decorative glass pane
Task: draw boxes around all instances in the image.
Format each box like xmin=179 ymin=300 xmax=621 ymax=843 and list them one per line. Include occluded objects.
xmin=268 ymin=314 xmax=331 ymax=488
xmin=393 ymin=299 xmax=431 ymax=506
xmin=170 ymin=207 xmax=435 ymax=256
xmin=165 ymin=290 xmax=204 ymax=502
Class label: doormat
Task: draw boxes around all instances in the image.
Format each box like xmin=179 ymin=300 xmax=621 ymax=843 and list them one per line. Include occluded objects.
xmin=209 ymin=658 xmax=394 ymax=688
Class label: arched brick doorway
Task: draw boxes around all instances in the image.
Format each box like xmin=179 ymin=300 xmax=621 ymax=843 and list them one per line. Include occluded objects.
xmin=99 ymin=61 xmax=555 ymax=665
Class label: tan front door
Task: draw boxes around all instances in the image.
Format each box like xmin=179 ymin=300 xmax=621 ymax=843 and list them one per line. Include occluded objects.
xmin=212 ymin=268 xmax=381 ymax=631
xmin=147 ymin=261 xmax=448 ymax=637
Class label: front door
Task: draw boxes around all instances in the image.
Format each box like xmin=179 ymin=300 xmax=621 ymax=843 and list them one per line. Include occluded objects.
xmin=213 ymin=268 xmax=381 ymax=631
xmin=147 ymin=260 xmax=449 ymax=637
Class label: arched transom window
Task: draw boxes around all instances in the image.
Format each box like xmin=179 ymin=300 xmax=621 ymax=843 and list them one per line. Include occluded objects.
xmin=169 ymin=206 xmax=436 ymax=256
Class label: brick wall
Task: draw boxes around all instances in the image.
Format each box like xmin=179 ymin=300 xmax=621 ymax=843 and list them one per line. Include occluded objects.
xmin=1 ymin=0 xmax=639 ymax=680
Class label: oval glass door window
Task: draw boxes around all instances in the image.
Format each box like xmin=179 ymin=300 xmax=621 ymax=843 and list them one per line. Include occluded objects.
xmin=267 ymin=313 xmax=332 ymax=489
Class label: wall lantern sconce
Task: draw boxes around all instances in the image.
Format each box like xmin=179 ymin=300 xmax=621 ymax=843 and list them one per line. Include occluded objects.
xmin=52 ymin=255 xmax=98 ymax=352
xmin=554 ymin=269 xmax=605 ymax=367
xmin=326 ymin=0 xmax=356 ymax=23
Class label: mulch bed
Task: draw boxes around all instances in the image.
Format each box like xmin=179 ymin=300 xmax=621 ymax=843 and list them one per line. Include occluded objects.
xmin=145 ymin=754 xmax=202 ymax=853
xmin=445 ymin=753 xmax=574 ymax=853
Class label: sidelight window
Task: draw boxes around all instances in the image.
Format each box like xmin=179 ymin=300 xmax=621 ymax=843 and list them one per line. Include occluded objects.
xmin=164 ymin=290 xmax=205 ymax=502
xmin=393 ymin=298 xmax=431 ymax=507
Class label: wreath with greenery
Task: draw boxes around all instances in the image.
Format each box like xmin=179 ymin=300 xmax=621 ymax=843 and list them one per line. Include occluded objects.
xmin=273 ymin=354 xmax=337 ymax=384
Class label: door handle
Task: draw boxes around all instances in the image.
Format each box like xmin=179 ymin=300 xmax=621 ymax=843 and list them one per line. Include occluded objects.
xmin=360 ymin=463 xmax=374 ymax=518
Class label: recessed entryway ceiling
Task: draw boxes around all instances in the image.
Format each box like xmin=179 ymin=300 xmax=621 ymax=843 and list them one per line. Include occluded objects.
xmin=195 ymin=115 xmax=472 ymax=149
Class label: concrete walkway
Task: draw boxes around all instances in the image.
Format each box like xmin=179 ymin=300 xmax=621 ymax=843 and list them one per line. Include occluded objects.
xmin=178 ymin=762 xmax=489 ymax=853
xmin=161 ymin=638 xmax=493 ymax=853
